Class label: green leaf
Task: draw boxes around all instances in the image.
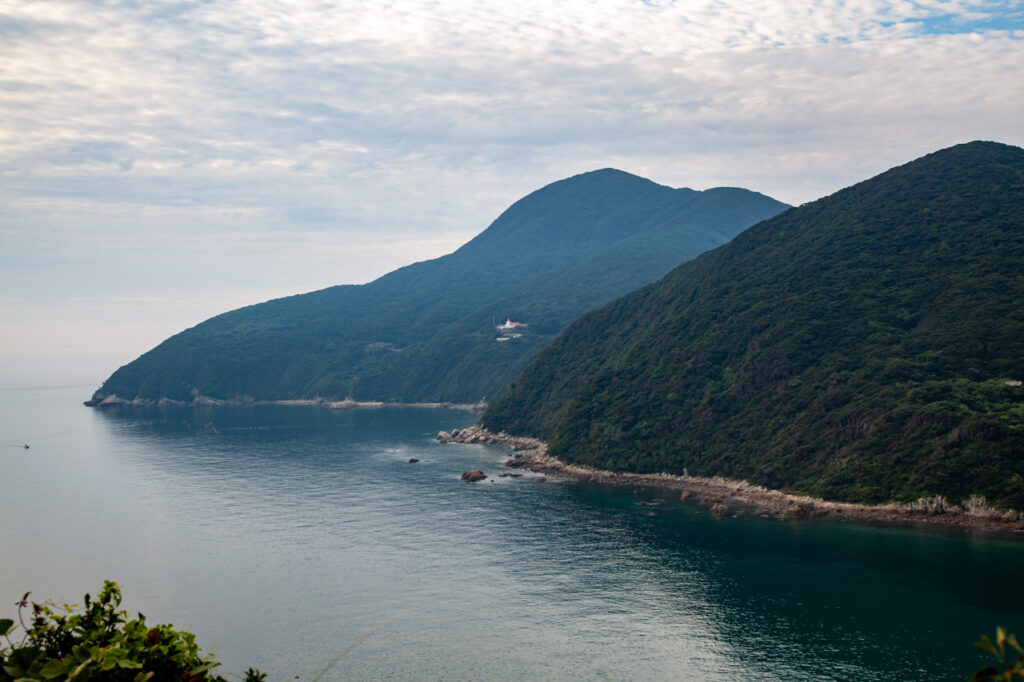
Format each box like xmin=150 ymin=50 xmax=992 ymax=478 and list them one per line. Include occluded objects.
xmin=968 ymin=665 xmax=1000 ymax=682
xmin=979 ymin=636 xmax=1001 ymax=657
xmin=40 ymin=658 xmax=71 ymax=679
xmin=0 ymin=618 xmax=14 ymax=636
xmin=9 ymin=646 xmax=41 ymax=668
xmin=2 ymin=664 xmax=26 ymax=678
xmin=1006 ymin=634 xmax=1022 ymax=655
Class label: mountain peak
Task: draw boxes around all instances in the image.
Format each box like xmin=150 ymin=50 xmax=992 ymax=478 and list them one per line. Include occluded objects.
xmin=533 ymin=167 xmax=674 ymax=196
xmin=895 ymin=140 xmax=1024 ymax=173
xmin=452 ymin=167 xmax=784 ymax=261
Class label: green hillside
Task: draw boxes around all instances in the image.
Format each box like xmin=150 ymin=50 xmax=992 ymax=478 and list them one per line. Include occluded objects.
xmin=89 ymin=170 xmax=787 ymax=405
xmin=483 ymin=141 xmax=1024 ymax=510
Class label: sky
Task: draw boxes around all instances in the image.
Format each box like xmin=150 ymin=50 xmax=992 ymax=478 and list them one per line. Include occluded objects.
xmin=1 ymin=0 xmax=1022 ymax=373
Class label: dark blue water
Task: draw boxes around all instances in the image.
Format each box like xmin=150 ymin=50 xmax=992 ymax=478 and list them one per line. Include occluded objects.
xmin=1 ymin=371 xmax=1022 ymax=680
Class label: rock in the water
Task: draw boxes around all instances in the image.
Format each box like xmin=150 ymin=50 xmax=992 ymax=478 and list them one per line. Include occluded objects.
xmin=436 ymin=431 xmax=453 ymax=443
xmin=461 ymin=470 xmax=486 ymax=482
xmin=408 ymin=458 xmax=420 ymax=463
xmin=710 ymin=503 xmax=731 ymax=517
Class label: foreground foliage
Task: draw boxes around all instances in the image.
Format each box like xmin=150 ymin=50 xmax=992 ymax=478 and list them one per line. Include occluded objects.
xmin=971 ymin=627 xmax=1024 ymax=681
xmin=485 ymin=141 xmax=1024 ymax=509
xmin=0 ymin=581 xmax=263 ymax=682
xmin=2 ymin=582 xmax=1015 ymax=680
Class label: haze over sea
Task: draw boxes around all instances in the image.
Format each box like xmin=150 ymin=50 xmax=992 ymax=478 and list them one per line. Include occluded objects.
xmin=2 ymin=360 xmax=1023 ymax=680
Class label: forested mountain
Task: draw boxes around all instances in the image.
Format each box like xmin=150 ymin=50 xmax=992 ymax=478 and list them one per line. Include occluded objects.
xmin=484 ymin=141 xmax=1024 ymax=509
xmin=88 ymin=169 xmax=787 ymax=405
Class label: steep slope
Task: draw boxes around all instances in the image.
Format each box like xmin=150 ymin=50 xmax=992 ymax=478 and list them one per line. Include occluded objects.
xmin=89 ymin=170 xmax=788 ymax=404
xmin=484 ymin=141 xmax=1024 ymax=510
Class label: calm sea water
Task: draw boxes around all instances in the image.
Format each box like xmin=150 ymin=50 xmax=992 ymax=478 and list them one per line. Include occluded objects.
xmin=2 ymin=362 xmax=1023 ymax=680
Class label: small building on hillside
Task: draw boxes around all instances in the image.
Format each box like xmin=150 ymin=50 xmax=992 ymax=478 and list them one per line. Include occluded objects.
xmin=496 ymin=316 xmax=528 ymax=341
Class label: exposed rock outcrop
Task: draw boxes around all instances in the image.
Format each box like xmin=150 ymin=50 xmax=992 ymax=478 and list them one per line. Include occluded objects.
xmin=439 ymin=426 xmax=1024 ymax=531
xmin=83 ymin=393 xmax=157 ymax=408
xmin=439 ymin=425 xmax=547 ymax=456
xmin=709 ymin=503 xmax=731 ymax=517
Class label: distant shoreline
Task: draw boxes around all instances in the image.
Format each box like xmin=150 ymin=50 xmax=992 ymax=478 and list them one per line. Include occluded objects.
xmin=83 ymin=394 xmax=486 ymax=413
xmin=439 ymin=425 xmax=1024 ymax=534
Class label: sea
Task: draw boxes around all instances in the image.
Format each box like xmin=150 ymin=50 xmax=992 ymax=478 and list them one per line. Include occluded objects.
xmin=1 ymin=358 xmax=1023 ymax=681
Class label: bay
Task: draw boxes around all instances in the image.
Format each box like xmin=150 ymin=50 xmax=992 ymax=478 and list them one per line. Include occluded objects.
xmin=1 ymin=362 xmax=1022 ymax=680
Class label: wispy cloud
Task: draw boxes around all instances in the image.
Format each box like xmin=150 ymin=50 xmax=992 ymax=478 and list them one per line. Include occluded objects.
xmin=1 ymin=0 xmax=1022 ymax=360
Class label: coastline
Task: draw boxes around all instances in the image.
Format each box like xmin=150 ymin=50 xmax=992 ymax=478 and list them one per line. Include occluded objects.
xmin=438 ymin=425 xmax=1024 ymax=533
xmin=84 ymin=393 xmax=486 ymax=413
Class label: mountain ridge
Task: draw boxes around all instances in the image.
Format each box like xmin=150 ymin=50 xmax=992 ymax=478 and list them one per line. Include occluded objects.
xmin=89 ymin=168 xmax=788 ymax=405
xmin=483 ymin=141 xmax=1024 ymax=509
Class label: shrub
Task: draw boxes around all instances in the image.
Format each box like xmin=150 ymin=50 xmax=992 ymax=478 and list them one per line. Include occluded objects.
xmin=0 ymin=581 xmax=263 ymax=682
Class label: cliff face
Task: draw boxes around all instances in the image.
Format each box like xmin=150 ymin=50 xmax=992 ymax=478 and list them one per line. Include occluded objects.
xmin=483 ymin=141 xmax=1024 ymax=510
xmin=89 ymin=169 xmax=787 ymax=406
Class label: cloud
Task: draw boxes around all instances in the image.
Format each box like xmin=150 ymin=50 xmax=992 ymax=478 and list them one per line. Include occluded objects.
xmin=1 ymin=0 xmax=1022 ymax=360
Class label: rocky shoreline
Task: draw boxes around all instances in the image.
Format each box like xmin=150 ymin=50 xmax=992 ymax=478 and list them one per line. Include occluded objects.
xmin=83 ymin=393 xmax=486 ymax=412
xmin=437 ymin=425 xmax=1024 ymax=533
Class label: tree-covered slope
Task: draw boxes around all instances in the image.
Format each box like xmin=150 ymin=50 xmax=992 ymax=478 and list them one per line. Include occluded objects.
xmin=483 ymin=141 xmax=1024 ymax=510
xmin=90 ymin=170 xmax=787 ymax=404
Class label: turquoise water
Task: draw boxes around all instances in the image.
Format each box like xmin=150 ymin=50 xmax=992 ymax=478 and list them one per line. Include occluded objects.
xmin=1 ymin=366 xmax=1023 ymax=680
